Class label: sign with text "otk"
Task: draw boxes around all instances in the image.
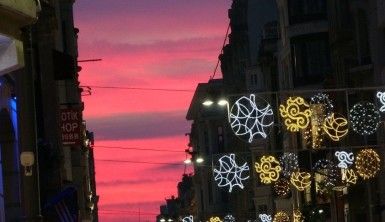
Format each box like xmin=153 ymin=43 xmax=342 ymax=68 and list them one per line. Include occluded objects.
xmin=60 ymin=108 xmax=82 ymax=145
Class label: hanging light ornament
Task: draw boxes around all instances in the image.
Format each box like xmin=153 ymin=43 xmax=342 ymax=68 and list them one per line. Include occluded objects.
xmin=255 ymin=156 xmax=282 ymax=184
xmin=310 ymin=93 xmax=334 ymax=117
xmin=309 ymin=102 xmax=327 ymax=149
xmin=349 ymin=102 xmax=380 ymax=135
xmin=229 ymin=94 xmax=274 ymax=142
xmin=273 ymin=178 xmax=291 ymax=197
xmin=342 ymin=168 xmax=357 ymax=185
xmin=273 ymin=211 xmax=290 ymax=222
xmin=209 ymin=216 xmax=223 ymax=222
xmin=355 ymin=149 xmax=381 ymax=180
xmin=224 ymin=214 xmax=235 ymax=222
xmin=376 ymin=91 xmax=385 ymax=112
xmin=279 ymin=97 xmax=312 ymax=132
xmin=335 ymin=151 xmax=354 ymax=169
xmin=213 ymin=154 xmax=250 ymax=192
xmin=323 ymin=113 xmax=349 ymax=141
xmin=182 ymin=216 xmax=194 ymax=222
xmin=290 ymin=171 xmax=312 ymax=191
xmin=293 ymin=209 xmax=305 ymax=222
xmin=279 ymin=152 xmax=299 ymax=178
xmin=259 ymin=214 xmax=272 ymax=222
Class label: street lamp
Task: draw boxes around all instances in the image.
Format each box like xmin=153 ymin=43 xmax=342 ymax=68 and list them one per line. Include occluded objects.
xmin=196 ymin=157 xmax=204 ymax=163
xmin=202 ymin=99 xmax=214 ymax=106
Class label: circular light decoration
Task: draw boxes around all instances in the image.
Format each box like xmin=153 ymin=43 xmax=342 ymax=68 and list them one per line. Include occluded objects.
xmin=342 ymin=168 xmax=357 ymax=185
xmin=313 ymin=159 xmax=339 ymax=188
xmin=279 ymin=97 xmax=312 ymax=132
xmin=355 ymin=149 xmax=381 ymax=180
xmin=310 ymin=93 xmax=334 ymax=117
xmin=273 ymin=211 xmax=290 ymax=222
xmin=224 ymin=214 xmax=235 ymax=222
xmin=290 ymin=171 xmax=312 ymax=191
xmin=273 ymin=178 xmax=291 ymax=197
xmin=255 ymin=156 xmax=282 ymax=184
xmin=213 ymin=154 xmax=250 ymax=192
xmin=229 ymin=94 xmax=274 ymax=142
xmin=210 ymin=217 xmax=223 ymax=222
xmin=376 ymin=91 xmax=385 ymax=112
xmin=259 ymin=214 xmax=272 ymax=222
xmin=349 ymin=102 xmax=380 ymax=135
xmin=293 ymin=209 xmax=305 ymax=222
xmin=335 ymin=151 xmax=354 ymax=169
xmin=182 ymin=216 xmax=193 ymax=222
xmin=323 ymin=113 xmax=349 ymax=141
xmin=279 ymin=152 xmax=299 ymax=178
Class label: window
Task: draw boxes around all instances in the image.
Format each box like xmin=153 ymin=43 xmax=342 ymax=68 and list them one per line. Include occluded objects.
xmin=288 ymin=0 xmax=327 ymax=24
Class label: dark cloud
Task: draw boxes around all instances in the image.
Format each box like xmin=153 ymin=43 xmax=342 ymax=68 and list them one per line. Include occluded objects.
xmin=97 ymin=178 xmax=169 ymax=187
xmin=87 ymin=111 xmax=190 ymax=140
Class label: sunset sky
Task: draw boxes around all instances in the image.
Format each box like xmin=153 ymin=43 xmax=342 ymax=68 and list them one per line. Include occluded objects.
xmin=74 ymin=1 xmax=231 ymax=221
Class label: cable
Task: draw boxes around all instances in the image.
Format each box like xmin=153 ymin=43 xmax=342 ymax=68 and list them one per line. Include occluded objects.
xmin=211 ymin=22 xmax=230 ymax=80
xmin=80 ymin=85 xmax=195 ymax=92
xmin=93 ymin=145 xmax=185 ymax=153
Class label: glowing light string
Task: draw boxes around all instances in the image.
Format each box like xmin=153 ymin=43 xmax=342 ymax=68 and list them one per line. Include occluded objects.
xmin=290 ymin=171 xmax=311 ymax=191
xmin=224 ymin=214 xmax=235 ymax=222
xmin=210 ymin=216 xmax=223 ymax=222
xmin=279 ymin=152 xmax=299 ymax=178
xmin=376 ymin=91 xmax=385 ymax=112
xmin=273 ymin=211 xmax=290 ymax=222
xmin=293 ymin=209 xmax=305 ymax=222
xmin=182 ymin=216 xmax=193 ymax=222
xmin=213 ymin=154 xmax=250 ymax=192
xmin=259 ymin=214 xmax=272 ymax=222
xmin=323 ymin=113 xmax=348 ymax=141
xmin=279 ymin=97 xmax=312 ymax=132
xmin=335 ymin=151 xmax=354 ymax=169
xmin=355 ymin=149 xmax=381 ymax=180
xmin=255 ymin=156 xmax=282 ymax=184
xmin=342 ymin=168 xmax=357 ymax=185
xmin=229 ymin=94 xmax=274 ymax=142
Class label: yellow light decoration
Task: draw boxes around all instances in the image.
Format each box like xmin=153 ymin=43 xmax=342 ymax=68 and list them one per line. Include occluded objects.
xmin=342 ymin=168 xmax=357 ymax=185
xmin=255 ymin=156 xmax=282 ymax=184
xmin=279 ymin=97 xmax=312 ymax=132
xmin=273 ymin=178 xmax=291 ymax=197
xmin=323 ymin=113 xmax=348 ymax=141
xmin=293 ymin=209 xmax=305 ymax=222
xmin=355 ymin=149 xmax=381 ymax=180
xmin=290 ymin=171 xmax=312 ymax=191
xmin=273 ymin=211 xmax=290 ymax=222
xmin=209 ymin=217 xmax=222 ymax=222
xmin=309 ymin=104 xmax=325 ymax=149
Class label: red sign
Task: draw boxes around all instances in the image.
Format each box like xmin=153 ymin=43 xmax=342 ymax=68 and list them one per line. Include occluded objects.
xmin=60 ymin=108 xmax=82 ymax=145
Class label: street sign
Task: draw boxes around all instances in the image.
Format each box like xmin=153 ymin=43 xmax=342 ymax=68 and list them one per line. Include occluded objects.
xmin=60 ymin=108 xmax=82 ymax=145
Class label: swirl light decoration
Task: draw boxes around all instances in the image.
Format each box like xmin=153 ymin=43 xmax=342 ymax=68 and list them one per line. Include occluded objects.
xmin=293 ymin=209 xmax=305 ymax=222
xmin=342 ymin=168 xmax=357 ymax=185
xmin=355 ymin=149 xmax=381 ymax=180
xmin=279 ymin=97 xmax=312 ymax=132
xmin=273 ymin=211 xmax=290 ymax=222
xmin=377 ymin=91 xmax=385 ymax=112
xmin=224 ymin=214 xmax=235 ymax=222
xmin=310 ymin=93 xmax=334 ymax=117
xmin=229 ymin=94 xmax=274 ymax=142
xmin=335 ymin=151 xmax=354 ymax=169
xmin=210 ymin=217 xmax=223 ymax=222
xmin=255 ymin=156 xmax=282 ymax=184
xmin=290 ymin=171 xmax=312 ymax=191
xmin=279 ymin=152 xmax=299 ymax=178
xmin=349 ymin=102 xmax=380 ymax=135
xmin=259 ymin=214 xmax=272 ymax=222
xmin=323 ymin=113 xmax=349 ymax=141
xmin=273 ymin=178 xmax=291 ymax=197
xmin=213 ymin=154 xmax=250 ymax=192
xmin=182 ymin=216 xmax=193 ymax=222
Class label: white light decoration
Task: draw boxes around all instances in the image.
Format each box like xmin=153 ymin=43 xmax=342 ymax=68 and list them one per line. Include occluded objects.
xmin=224 ymin=214 xmax=235 ymax=222
xmin=229 ymin=94 xmax=274 ymax=142
xmin=313 ymin=159 xmax=339 ymax=188
xmin=349 ymin=101 xmax=380 ymax=135
xmin=310 ymin=93 xmax=334 ymax=116
xmin=213 ymin=154 xmax=250 ymax=192
xmin=259 ymin=214 xmax=272 ymax=222
xmin=279 ymin=152 xmax=299 ymax=178
xmin=335 ymin=151 xmax=354 ymax=169
xmin=182 ymin=216 xmax=193 ymax=222
xmin=376 ymin=91 xmax=385 ymax=112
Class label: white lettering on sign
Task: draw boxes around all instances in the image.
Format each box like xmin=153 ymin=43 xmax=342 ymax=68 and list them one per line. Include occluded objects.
xmin=60 ymin=108 xmax=82 ymax=145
